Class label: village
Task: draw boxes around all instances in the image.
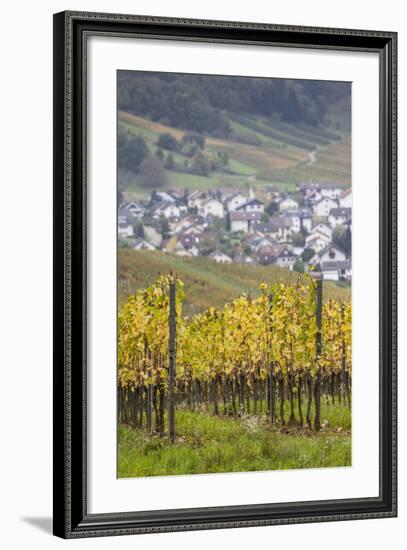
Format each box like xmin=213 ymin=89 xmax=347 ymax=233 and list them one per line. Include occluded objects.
xmin=118 ymin=181 xmax=352 ymax=283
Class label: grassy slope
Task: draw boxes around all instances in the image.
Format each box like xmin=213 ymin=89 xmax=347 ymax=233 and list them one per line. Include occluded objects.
xmin=118 ymin=250 xmax=351 ymax=316
xmin=118 ymin=110 xmax=351 ymax=201
xmin=119 ymin=111 xmax=307 ymax=171
xmin=118 ymin=401 xmax=351 ymax=477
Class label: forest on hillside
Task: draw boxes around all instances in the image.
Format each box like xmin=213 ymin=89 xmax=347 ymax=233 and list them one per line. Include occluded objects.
xmin=118 ymin=70 xmax=351 ymax=137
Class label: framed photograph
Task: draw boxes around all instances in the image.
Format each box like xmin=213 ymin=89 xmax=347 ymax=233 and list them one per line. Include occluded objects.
xmin=53 ymin=11 xmax=397 ymax=538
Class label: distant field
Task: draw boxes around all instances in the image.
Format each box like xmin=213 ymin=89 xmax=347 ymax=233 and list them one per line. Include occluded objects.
xmin=118 ymin=111 xmax=308 ymax=175
xmin=118 ymin=110 xmax=351 ymax=199
xmin=281 ymin=137 xmax=351 ymax=186
xmin=118 ymin=250 xmax=351 ymax=316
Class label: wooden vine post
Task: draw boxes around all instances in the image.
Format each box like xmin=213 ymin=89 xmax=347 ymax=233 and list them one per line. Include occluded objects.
xmin=314 ymin=273 xmax=323 ymax=431
xmin=145 ymin=332 xmax=153 ymax=434
xmin=147 ymin=372 xmax=153 ymax=434
xmin=168 ymin=275 xmax=176 ymax=441
xmin=268 ymin=292 xmax=275 ymax=422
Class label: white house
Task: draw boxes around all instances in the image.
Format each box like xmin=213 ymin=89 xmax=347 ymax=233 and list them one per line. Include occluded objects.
xmin=315 ymin=245 xmax=346 ymax=264
xmin=178 ymin=233 xmax=199 ymax=256
xmin=151 ymin=202 xmax=180 ymax=219
xmin=300 ymin=208 xmax=313 ymax=232
xmin=122 ymin=201 xmax=145 ymax=219
xmin=251 ymin=236 xmax=275 ymax=252
xmin=305 ymin=190 xmax=322 ymax=206
xmin=298 ymin=182 xmax=319 ymax=194
xmin=227 ymin=192 xmax=248 ymax=212
xmin=328 ymin=207 xmax=352 ymax=228
xmin=268 ymin=216 xmax=293 ymax=241
xmin=313 ymin=197 xmax=338 ymax=218
xmin=310 ymin=222 xmax=333 ymax=241
xmin=209 ymin=250 xmax=232 ymax=264
xmin=279 ymin=196 xmax=299 ymax=212
xmin=339 ymin=188 xmax=352 ymax=208
xmin=133 ymin=239 xmax=155 ymax=251
xmin=118 ymin=209 xmax=134 ymax=238
xmin=187 ymin=190 xmax=207 ymax=209
xmin=143 ymin=225 xmax=162 ymax=247
xmin=321 ymin=260 xmax=352 ymax=282
xmin=256 ymin=244 xmax=283 ymax=265
xmin=180 ymin=224 xmax=204 ymax=236
xmin=236 ymin=198 xmax=265 ymax=215
xmin=305 ymin=233 xmax=330 ymax=254
xmin=299 ymin=183 xmax=322 ymax=204
xmin=214 ymin=187 xmax=236 ymax=202
xmin=198 ymin=198 xmax=224 ymax=218
xmin=230 ymin=212 xmax=262 ymax=233
xmin=177 ymin=204 xmax=188 ymax=216
xmin=283 ymin=210 xmax=301 ymax=233
xmin=170 ymin=218 xmax=193 ymax=235
xmin=118 ymin=223 xmax=134 ymax=238
xmin=274 ymin=247 xmax=297 ymax=270
xmin=155 ymin=191 xmax=176 ymax=203
xmin=319 ymin=182 xmax=343 ymax=200
xmin=338 ymin=260 xmax=352 ymax=281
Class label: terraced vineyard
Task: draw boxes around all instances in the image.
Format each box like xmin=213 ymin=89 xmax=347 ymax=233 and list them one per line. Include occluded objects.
xmin=118 ymin=109 xmax=351 ymax=200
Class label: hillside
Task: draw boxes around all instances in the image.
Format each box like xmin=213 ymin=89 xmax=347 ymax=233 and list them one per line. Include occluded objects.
xmin=118 ymin=71 xmax=350 ymax=133
xmin=117 ymin=70 xmax=351 ymax=200
xmin=118 ymin=108 xmax=350 ymax=201
xmin=118 ymin=250 xmax=351 ymax=316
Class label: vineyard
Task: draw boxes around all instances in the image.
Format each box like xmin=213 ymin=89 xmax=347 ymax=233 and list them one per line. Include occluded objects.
xmin=118 ymin=273 xmax=351 ymax=448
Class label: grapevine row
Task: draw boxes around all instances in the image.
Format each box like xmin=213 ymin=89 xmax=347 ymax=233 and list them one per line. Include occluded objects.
xmin=118 ymin=274 xmax=351 ymax=436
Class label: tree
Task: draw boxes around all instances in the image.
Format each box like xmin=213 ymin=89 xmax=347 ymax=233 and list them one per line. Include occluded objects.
xmin=118 ymin=72 xmax=350 ymax=134
xmin=139 ymin=155 xmax=168 ymax=189
xmin=292 ymin=232 xmax=305 ymax=247
xmin=155 ymin=147 xmax=165 ymax=162
xmin=220 ymin=151 xmax=229 ymax=166
xmin=118 ymin=237 xmax=131 ymax=249
xmin=192 ymin=152 xmax=211 ymax=176
xmin=134 ymin=221 xmax=144 ymax=239
xmin=159 ymin=215 xmax=170 ymax=240
xmin=225 ymin=211 xmax=231 ymax=231
xmin=344 ymin=226 xmax=352 ymax=258
xmin=182 ymin=132 xmax=205 ymax=149
xmin=260 ymin=212 xmax=270 ymax=223
xmin=293 ymin=260 xmax=305 ymax=273
xmin=118 ymin=130 xmax=148 ymax=172
xmin=266 ymin=200 xmax=279 ymax=217
xmin=332 ymin=225 xmax=351 ymax=257
xmin=302 ymin=248 xmax=315 ymax=263
xmin=157 ymin=132 xmax=178 ymax=151
xmin=164 ymin=153 xmax=175 ymax=170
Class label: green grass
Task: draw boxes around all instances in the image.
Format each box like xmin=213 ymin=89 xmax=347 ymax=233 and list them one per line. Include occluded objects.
xmin=223 ymin=157 xmax=258 ymax=175
xmin=118 ymin=401 xmax=351 ymax=478
xmin=229 ymin=114 xmax=316 ymax=151
xmin=118 ymin=250 xmax=351 ymax=315
xmin=228 ymin=118 xmax=270 ymax=144
xmin=119 ymin=120 xmax=158 ymax=141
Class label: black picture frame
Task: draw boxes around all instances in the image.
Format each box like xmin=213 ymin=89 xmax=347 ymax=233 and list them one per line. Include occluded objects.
xmin=53 ymin=10 xmax=397 ymax=539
